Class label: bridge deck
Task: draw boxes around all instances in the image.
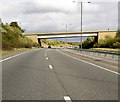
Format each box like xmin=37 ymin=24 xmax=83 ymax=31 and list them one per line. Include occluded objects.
xmin=23 ymin=30 xmax=116 ymax=36
xmin=37 ymin=34 xmax=97 ymax=39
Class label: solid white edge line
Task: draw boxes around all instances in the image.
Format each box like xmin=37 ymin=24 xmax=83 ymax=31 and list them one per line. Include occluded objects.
xmin=57 ymin=49 xmax=120 ymax=75
xmin=0 ymin=49 xmax=40 ymax=62
xmin=66 ymin=49 xmax=118 ymax=61
xmin=49 ymin=65 xmax=53 ymax=69
xmin=64 ymin=96 xmax=72 ymax=102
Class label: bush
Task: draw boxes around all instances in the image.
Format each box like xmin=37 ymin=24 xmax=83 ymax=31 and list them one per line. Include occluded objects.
xmin=82 ymin=37 xmax=95 ymax=49
xmin=93 ymin=43 xmax=98 ymax=48
xmin=113 ymin=42 xmax=120 ymax=48
xmin=97 ymin=35 xmax=115 ymax=48
xmin=104 ymin=35 xmax=115 ymax=48
xmin=115 ymin=30 xmax=120 ymax=38
xmin=2 ymin=39 xmax=13 ymax=50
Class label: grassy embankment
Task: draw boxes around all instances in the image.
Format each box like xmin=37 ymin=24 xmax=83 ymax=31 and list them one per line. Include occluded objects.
xmin=1 ymin=48 xmax=38 ymax=56
xmin=90 ymin=48 xmax=120 ymax=53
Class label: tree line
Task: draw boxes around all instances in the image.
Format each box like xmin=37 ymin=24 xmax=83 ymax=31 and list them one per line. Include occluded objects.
xmin=0 ymin=19 xmax=39 ymax=50
xmin=41 ymin=39 xmax=80 ymax=47
xmin=1 ymin=17 xmax=119 ymax=50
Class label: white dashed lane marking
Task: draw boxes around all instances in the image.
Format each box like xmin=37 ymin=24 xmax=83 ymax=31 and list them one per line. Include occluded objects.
xmin=49 ymin=65 xmax=53 ymax=69
xmin=64 ymin=96 xmax=72 ymax=102
xmin=46 ymin=57 xmax=48 ymax=60
xmin=57 ymin=49 xmax=120 ymax=75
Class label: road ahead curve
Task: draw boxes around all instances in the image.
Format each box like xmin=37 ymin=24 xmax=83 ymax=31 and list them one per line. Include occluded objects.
xmin=2 ymin=48 xmax=118 ymax=100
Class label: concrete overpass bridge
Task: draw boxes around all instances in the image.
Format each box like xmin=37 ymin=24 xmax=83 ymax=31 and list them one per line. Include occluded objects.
xmin=23 ymin=30 xmax=116 ymax=46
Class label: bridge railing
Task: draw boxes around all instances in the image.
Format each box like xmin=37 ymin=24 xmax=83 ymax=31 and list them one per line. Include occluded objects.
xmin=67 ymin=48 xmax=120 ymax=60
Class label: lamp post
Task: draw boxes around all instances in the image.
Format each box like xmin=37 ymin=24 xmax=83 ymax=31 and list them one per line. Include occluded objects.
xmin=62 ymin=24 xmax=71 ymax=49
xmin=81 ymin=2 xmax=83 ymax=49
xmin=73 ymin=1 xmax=91 ymax=49
xmin=66 ymin=24 xmax=67 ymax=49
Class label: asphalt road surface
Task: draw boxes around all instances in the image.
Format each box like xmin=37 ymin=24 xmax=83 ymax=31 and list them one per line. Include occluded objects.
xmin=2 ymin=48 xmax=119 ymax=101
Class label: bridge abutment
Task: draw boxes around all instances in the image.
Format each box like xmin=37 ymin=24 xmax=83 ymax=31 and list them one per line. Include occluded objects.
xmin=25 ymin=35 xmax=38 ymax=43
xmin=98 ymin=31 xmax=116 ymax=43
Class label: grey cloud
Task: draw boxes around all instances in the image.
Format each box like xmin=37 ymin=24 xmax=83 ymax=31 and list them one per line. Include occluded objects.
xmin=0 ymin=0 xmax=118 ymax=34
xmin=23 ymin=4 xmax=66 ymax=14
xmin=22 ymin=1 xmax=77 ymax=14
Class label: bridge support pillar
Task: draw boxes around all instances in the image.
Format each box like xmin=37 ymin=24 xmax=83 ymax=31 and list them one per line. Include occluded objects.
xmin=38 ymin=38 xmax=42 ymax=47
xmin=94 ymin=36 xmax=98 ymax=43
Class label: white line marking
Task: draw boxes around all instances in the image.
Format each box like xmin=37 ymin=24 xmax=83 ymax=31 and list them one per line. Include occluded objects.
xmin=46 ymin=57 xmax=48 ymax=60
xmin=0 ymin=49 xmax=40 ymax=62
xmin=57 ymin=49 xmax=120 ymax=75
xmin=64 ymin=96 xmax=72 ymax=102
xmin=65 ymin=49 xmax=118 ymax=61
xmin=49 ymin=65 xmax=53 ymax=69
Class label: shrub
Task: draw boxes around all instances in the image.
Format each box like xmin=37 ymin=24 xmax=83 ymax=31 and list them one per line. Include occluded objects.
xmin=2 ymin=39 xmax=13 ymax=50
xmin=93 ymin=43 xmax=98 ymax=48
xmin=104 ymin=35 xmax=115 ymax=48
xmin=113 ymin=42 xmax=120 ymax=48
xmin=97 ymin=35 xmax=115 ymax=48
xmin=82 ymin=37 xmax=95 ymax=49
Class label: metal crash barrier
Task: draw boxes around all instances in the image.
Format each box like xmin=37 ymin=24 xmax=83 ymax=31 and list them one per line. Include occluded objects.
xmin=68 ymin=48 xmax=120 ymax=60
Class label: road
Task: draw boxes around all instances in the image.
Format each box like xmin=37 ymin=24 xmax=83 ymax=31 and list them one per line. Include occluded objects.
xmin=2 ymin=48 xmax=118 ymax=101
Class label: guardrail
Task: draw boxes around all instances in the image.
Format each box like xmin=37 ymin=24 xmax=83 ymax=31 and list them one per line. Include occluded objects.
xmin=68 ymin=48 xmax=120 ymax=60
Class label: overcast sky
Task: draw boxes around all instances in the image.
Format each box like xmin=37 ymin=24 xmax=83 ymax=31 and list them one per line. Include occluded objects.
xmin=0 ymin=0 xmax=119 ymax=32
xmin=0 ymin=0 xmax=119 ymax=42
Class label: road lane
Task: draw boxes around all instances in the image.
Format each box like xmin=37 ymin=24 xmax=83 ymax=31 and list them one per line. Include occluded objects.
xmin=47 ymin=48 xmax=118 ymax=100
xmin=3 ymin=49 xmax=66 ymax=100
xmin=2 ymin=48 xmax=118 ymax=100
xmin=57 ymin=49 xmax=119 ymax=75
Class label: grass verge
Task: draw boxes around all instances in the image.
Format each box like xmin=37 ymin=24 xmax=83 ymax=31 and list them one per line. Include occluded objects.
xmin=90 ymin=48 xmax=120 ymax=53
xmin=1 ymin=48 xmax=39 ymax=56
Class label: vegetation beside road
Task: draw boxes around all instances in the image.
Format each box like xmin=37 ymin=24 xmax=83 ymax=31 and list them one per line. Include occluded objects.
xmin=81 ymin=30 xmax=120 ymax=49
xmin=41 ymin=30 xmax=120 ymax=50
xmin=0 ymin=18 xmax=39 ymax=51
xmin=0 ymin=18 xmax=119 ymax=56
xmin=1 ymin=48 xmax=36 ymax=56
xmin=41 ymin=39 xmax=80 ymax=47
xmin=90 ymin=48 xmax=120 ymax=53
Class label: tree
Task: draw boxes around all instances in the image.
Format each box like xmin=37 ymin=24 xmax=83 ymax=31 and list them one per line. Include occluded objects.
xmin=10 ymin=22 xmax=19 ymax=28
xmin=116 ymin=30 xmax=120 ymax=38
xmin=10 ymin=22 xmax=24 ymax=33
xmin=82 ymin=37 xmax=95 ymax=49
xmin=0 ymin=19 xmax=7 ymax=35
xmin=0 ymin=18 xmax=2 ymax=25
xmin=115 ymin=30 xmax=120 ymax=42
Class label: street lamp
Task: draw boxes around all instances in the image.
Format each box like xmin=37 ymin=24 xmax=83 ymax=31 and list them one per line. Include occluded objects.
xmin=73 ymin=1 xmax=91 ymax=49
xmin=62 ymin=24 xmax=71 ymax=49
